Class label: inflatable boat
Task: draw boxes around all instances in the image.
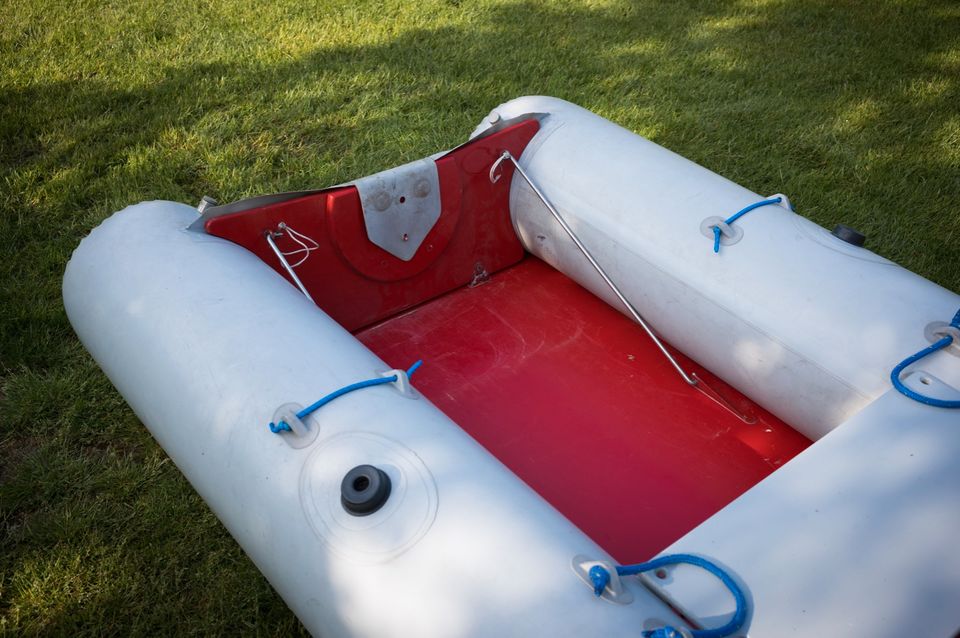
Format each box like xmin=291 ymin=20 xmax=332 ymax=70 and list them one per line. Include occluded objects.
xmin=64 ymin=97 xmax=960 ymax=637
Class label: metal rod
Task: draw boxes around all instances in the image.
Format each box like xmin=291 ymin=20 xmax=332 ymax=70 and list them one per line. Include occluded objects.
xmin=265 ymin=231 xmax=316 ymax=304
xmin=493 ymin=151 xmax=699 ymax=387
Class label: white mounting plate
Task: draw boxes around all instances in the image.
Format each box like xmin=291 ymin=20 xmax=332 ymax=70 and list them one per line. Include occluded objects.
xmin=353 ymin=157 xmax=441 ymax=261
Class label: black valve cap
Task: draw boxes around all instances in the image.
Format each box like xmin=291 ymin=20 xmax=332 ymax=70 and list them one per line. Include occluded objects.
xmin=341 ymin=464 xmax=392 ymax=516
xmin=831 ymin=224 xmax=866 ymax=247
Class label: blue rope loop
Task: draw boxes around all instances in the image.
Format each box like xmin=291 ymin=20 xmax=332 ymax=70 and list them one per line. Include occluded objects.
xmin=268 ymin=360 xmax=423 ymax=433
xmin=890 ymin=308 xmax=960 ymax=408
xmin=712 ymin=197 xmax=783 ymax=254
xmin=591 ymin=554 xmax=747 ymax=638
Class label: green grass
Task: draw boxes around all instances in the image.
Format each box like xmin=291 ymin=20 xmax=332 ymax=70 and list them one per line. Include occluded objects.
xmin=1 ymin=0 xmax=958 ymax=634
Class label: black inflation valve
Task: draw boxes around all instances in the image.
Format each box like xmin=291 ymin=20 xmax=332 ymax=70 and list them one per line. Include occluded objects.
xmin=341 ymin=464 xmax=392 ymax=516
xmin=831 ymin=224 xmax=866 ymax=247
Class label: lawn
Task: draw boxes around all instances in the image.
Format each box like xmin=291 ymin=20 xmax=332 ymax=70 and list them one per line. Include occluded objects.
xmin=1 ymin=0 xmax=958 ymax=634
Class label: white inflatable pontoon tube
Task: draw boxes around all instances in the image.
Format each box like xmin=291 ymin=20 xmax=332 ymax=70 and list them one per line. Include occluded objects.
xmin=474 ymin=96 xmax=960 ymax=440
xmin=650 ymin=379 xmax=960 ymax=637
xmin=63 ymin=202 xmax=684 ymax=637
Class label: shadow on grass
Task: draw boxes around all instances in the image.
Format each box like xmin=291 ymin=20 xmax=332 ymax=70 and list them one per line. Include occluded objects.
xmin=3 ymin=1 xmax=958 ymax=207
xmin=1 ymin=0 xmax=959 ymax=634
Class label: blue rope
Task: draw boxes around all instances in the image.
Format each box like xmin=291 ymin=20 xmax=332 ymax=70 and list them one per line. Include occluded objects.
xmin=712 ymin=197 xmax=783 ymax=254
xmin=590 ymin=554 xmax=747 ymax=638
xmin=269 ymin=360 xmax=423 ymax=433
xmin=890 ymin=308 xmax=960 ymax=408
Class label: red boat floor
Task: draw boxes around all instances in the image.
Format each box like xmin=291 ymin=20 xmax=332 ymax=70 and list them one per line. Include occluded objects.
xmin=356 ymin=257 xmax=811 ymax=563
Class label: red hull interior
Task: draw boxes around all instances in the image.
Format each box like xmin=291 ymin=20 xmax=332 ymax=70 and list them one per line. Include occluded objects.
xmin=206 ymin=121 xmax=811 ymax=561
xmin=356 ymin=257 xmax=810 ymax=562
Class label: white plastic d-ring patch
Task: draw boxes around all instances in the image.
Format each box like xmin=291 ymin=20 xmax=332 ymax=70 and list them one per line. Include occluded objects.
xmin=700 ymin=216 xmax=744 ymax=246
xmin=925 ymin=321 xmax=960 ymax=357
xmin=272 ymin=402 xmax=320 ymax=449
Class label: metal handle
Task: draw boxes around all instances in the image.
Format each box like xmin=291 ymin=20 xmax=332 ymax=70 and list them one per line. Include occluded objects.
xmin=265 ymin=228 xmax=315 ymax=303
xmin=491 ymin=150 xmax=699 ymax=387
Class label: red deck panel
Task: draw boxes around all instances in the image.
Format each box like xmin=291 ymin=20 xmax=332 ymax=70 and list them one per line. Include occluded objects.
xmin=356 ymin=257 xmax=811 ymax=563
